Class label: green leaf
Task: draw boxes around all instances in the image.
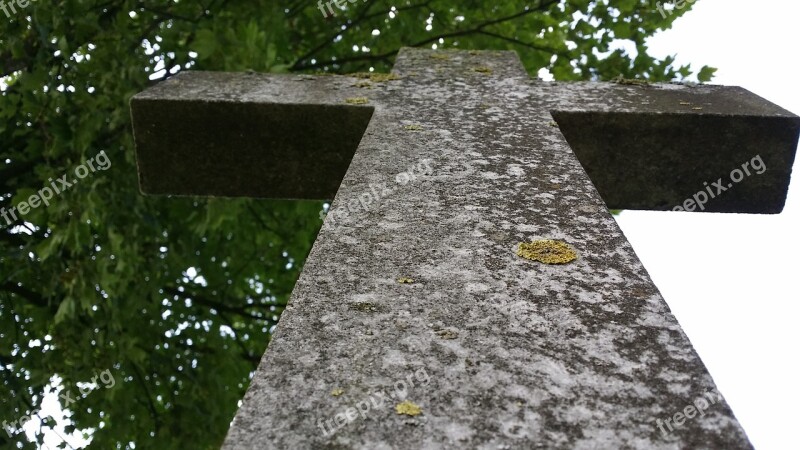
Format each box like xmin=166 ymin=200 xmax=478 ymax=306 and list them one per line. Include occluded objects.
xmin=697 ymin=65 xmax=718 ymax=83
xmin=193 ymin=29 xmax=218 ymax=60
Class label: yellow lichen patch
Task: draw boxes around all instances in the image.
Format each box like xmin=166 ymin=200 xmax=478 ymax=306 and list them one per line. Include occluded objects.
xmin=350 ymin=302 xmax=378 ymax=312
xmin=692 ymin=107 xmax=703 ymax=110
xmin=679 ymin=101 xmax=692 ymax=105
xmin=353 ymin=80 xmax=373 ymax=88
xmin=331 ymin=388 xmax=344 ymax=397
xmin=348 ymin=72 xmax=400 ymax=82
xmin=517 ymin=240 xmax=577 ymax=264
xmin=403 ymin=125 xmax=423 ymax=132
xmin=369 ymin=73 xmax=400 ymax=82
xmin=473 ymin=66 xmax=492 ymax=74
xmin=395 ymin=400 xmax=422 ymax=416
xmin=548 ymin=121 xmax=559 ymax=128
xmin=345 ymin=97 xmax=369 ymax=105
xmin=397 ymin=277 xmax=415 ymax=284
xmin=348 ymin=72 xmax=373 ymax=79
xmin=611 ymin=75 xmax=649 ymax=86
xmin=429 ymin=53 xmax=450 ymax=60
xmin=435 ymin=329 xmax=458 ymax=340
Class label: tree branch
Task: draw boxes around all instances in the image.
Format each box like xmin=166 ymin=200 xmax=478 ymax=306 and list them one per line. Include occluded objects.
xmin=292 ymin=0 xmax=561 ymax=71
xmin=477 ymin=30 xmax=570 ymax=58
xmin=291 ymin=0 xmax=433 ymax=71
xmin=1 ymin=281 xmax=51 ymax=309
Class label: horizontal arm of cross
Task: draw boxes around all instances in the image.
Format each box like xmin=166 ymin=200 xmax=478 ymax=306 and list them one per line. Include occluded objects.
xmin=131 ymin=58 xmax=799 ymax=213
xmin=131 ymin=72 xmax=374 ymax=199
xmin=547 ymin=82 xmax=800 ymax=213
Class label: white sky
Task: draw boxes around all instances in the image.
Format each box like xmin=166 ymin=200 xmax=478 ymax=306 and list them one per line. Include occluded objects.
xmin=616 ymin=1 xmax=799 ymax=449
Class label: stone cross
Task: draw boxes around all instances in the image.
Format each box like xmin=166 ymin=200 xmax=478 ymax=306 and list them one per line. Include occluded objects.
xmin=130 ymin=48 xmax=799 ymax=449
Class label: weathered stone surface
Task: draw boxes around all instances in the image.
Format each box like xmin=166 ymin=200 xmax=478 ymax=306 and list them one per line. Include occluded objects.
xmin=553 ymin=106 xmax=798 ymax=213
xmin=128 ymin=48 xmax=800 ymax=449
xmin=132 ymin=53 xmax=799 ymax=212
xmin=131 ymin=86 xmax=373 ymax=199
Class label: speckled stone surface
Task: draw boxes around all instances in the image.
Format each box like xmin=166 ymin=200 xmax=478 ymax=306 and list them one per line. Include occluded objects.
xmin=128 ymin=48 xmax=800 ymax=449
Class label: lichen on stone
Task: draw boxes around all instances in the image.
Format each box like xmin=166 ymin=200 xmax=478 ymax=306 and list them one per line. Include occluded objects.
xmin=611 ymin=75 xmax=649 ymax=86
xmin=350 ymin=302 xmax=378 ymax=312
xmin=429 ymin=53 xmax=450 ymax=60
xmin=395 ymin=400 xmax=422 ymax=416
xmin=473 ymin=66 xmax=492 ymax=74
xmin=371 ymin=73 xmax=400 ymax=82
xmin=353 ymin=80 xmax=373 ymax=88
xmin=331 ymin=388 xmax=344 ymax=397
xmin=345 ymin=97 xmax=369 ymax=105
xmin=347 ymin=72 xmax=400 ymax=82
xmin=403 ymin=125 xmax=423 ymax=132
xmin=347 ymin=72 xmax=373 ymax=79
xmin=516 ymin=239 xmax=577 ymax=264
xmin=435 ymin=329 xmax=458 ymax=340
xmin=397 ymin=277 xmax=415 ymax=283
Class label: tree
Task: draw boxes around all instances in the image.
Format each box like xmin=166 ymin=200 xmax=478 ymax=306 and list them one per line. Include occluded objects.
xmin=0 ymin=0 xmax=709 ymax=448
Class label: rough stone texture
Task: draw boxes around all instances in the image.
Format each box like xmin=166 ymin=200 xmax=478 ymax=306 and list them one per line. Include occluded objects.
xmin=131 ymin=92 xmax=374 ymax=199
xmin=131 ymin=54 xmax=799 ymax=212
xmin=554 ymin=110 xmax=798 ymax=213
xmin=128 ymin=48 xmax=800 ymax=449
